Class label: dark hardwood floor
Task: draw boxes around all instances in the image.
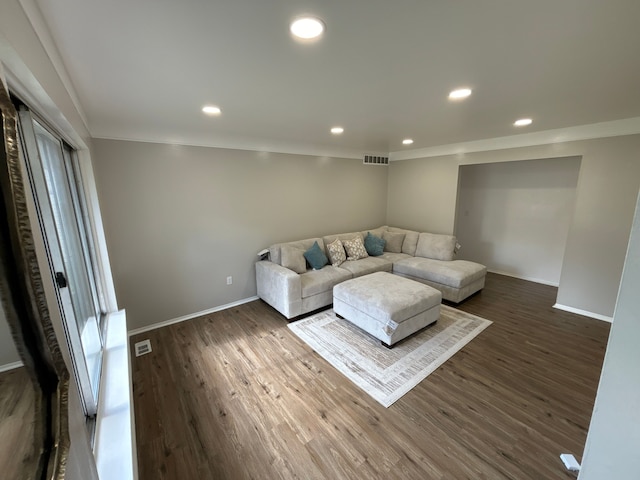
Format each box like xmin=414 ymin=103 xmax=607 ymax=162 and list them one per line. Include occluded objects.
xmin=131 ymin=273 xmax=610 ymax=479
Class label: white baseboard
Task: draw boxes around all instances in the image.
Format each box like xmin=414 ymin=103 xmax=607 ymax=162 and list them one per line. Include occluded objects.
xmin=553 ymin=303 xmax=613 ymax=323
xmin=128 ymin=296 xmax=260 ymax=336
xmin=0 ymin=361 xmax=24 ymax=373
xmin=488 ymin=269 xmax=560 ymax=287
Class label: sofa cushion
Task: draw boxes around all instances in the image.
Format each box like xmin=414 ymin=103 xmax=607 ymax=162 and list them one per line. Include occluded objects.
xmin=338 ymin=257 xmax=392 ymax=277
xmin=387 ymin=227 xmax=420 ymax=257
xmin=270 ymin=237 xmax=324 ymax=266
xmin=383 ymin=231 xmax=405 ymax=253
xmin=393 ymin=257 xmax=486 ymax=288
xmin=415 ymin=233 xmax=456 ymax=261
xmin=326 ymin=239 xmax=347 ymax=267
xmin=300 ymin=266 xmax=352 ymax=298
xmin=303 ymin=241 xmax=328 ymax=270
xmin=386 ymin=227 xmax=420 ymax=256
xmin=364 ymin=232 xmax=385 ymax=256
xmin=281 ymin=245 xmax=307 ymax=273
xmin=401 ymin=231 xmax=419 ymax=256
xmin=360 ymin=226 xmax=387 ymax=240
xmin=378 ymin=252 xmax=412 ymax=263
xmin=343 ymin=236 xmax=369 ymax=260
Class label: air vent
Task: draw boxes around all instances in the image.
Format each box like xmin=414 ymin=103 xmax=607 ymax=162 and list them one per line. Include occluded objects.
xmin=363 ymin=155 xmax=389 ymax=165
xmin=134 ymin=339 xmax=152 ymax=357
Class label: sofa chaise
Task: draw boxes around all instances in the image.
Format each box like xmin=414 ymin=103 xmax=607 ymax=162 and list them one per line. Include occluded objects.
xmin=256 ymin=226 xmax=486 ymax=320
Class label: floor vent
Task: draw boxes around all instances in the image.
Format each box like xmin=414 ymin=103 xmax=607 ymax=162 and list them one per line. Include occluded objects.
xmin=363 ymin=155 xmax=389 ymax=165
xmin=134 ymin=339 xmax=152 ymax=357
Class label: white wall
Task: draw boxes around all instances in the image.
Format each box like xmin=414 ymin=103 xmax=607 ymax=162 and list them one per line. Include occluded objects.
xmin=0 ymin=305 xmax=21 ymax=367
xmin=555 ymin=136 xmax=640 ymax=318
xmin=386 ymin=155 xmax=458 ymax=234
xmin=91 ymin=139 xmax=389 ymax=331
xmin=579 ymin=191 xmax=640 ymax=478
xmin=455 ymin=157 xmax=580 ymax=286
xmin=387 ymin=134 xmax=640 ymax=319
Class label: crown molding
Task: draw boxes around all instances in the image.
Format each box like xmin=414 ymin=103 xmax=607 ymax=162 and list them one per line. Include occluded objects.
xmin=389 ymin=116 xmax=640 ymax=161
xmin=98 ymin=116 xmax=640 ymax=161
xmin=92 ymin=133 xmax=381 ymax=160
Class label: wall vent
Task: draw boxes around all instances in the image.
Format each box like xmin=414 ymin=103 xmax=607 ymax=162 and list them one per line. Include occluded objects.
xmin=134 ymin=339 xmax=152 ymax=357
xmin=363 ymin=155 xmax=389 ymax=165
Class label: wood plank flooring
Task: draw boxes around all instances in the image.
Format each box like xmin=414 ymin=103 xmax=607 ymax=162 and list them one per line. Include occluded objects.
xmin=0 ymin=366 xmax=38 ymax=480
xmin=131 ymin=273 xmax=610 ymax=479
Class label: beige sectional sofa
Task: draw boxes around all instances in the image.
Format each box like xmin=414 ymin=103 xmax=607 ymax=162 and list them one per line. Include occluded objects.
xmin=256 ymin=226 xmax=486 ymax=320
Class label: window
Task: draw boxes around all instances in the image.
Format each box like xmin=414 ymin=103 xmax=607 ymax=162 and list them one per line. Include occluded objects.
xmin=17 ymin=105 xmax=105 ymax=422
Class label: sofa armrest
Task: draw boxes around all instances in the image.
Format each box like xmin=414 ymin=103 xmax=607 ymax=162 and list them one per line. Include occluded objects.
xmin=255 ymin=261 xmax=302 ymax=319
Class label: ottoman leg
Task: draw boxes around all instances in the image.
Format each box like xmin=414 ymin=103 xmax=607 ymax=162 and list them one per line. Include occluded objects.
xmin=336 ymin=313 xmax=344 ymax=319
xmin=381 ymin=341 xmax=394 ymax=349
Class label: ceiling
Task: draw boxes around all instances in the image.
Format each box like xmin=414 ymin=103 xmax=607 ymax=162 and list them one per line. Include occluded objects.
xmin=34 ymin=0 xmax=640 ymax=158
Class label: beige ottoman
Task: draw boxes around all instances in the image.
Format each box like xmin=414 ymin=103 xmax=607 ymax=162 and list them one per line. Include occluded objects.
xmin=333 ymin=271 xmax=441 ymax=347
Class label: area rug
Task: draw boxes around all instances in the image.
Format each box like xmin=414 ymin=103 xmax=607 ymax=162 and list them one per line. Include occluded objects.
xmin=288 ymin=305 xmax=492 ymax=407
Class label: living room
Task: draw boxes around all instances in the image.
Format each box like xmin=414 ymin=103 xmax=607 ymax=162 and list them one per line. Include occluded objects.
xmin=1 ymin=1 xmax=640 ymax=479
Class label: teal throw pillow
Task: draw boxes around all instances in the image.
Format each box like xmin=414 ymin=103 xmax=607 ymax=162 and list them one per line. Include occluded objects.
xmin=364 ymin=232 xmax=385 ymax=256
xmin=304 ymin=241 xmax=328 ymax=270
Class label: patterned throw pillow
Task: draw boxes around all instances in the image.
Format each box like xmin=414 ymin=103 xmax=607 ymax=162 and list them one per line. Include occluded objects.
xmin=326 ymin=239 xmax=347 ymax=267
xmin=364 ymin=232 xmax=385 ymax=256
xmin=343 ymin=236 xmax=369 ymax=261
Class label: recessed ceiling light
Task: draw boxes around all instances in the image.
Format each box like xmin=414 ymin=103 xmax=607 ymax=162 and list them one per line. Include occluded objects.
xmin=514 ymin=118 xmax=533 ymax=126
xmin=330 ymin=127 xmax=344 ymax=134
xmin=290 ymin=17 xmax=325 ymax=39
xmin=202 ymin=105 xmax=221 ymax=115
xmin=448 ymin=88 xmax=472 ymax=100
xmin=402 ymin=139 xmax=414 ymax=145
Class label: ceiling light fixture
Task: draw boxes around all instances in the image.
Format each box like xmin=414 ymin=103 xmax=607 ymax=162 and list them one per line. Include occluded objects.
xmin=402 ymin=139 xmax=414 ymax=145
xmin=330 ymin=127 xmax=344 ymax=134
xmin=514 ymin=118 xmax=533 ymax=126
xmin=202 ymin=105 xmax=221 ymax=115
xmin=448 ymin=88 xmax=472 ymax=100
xmin=290 ymin=17 xmax=325 ymax=39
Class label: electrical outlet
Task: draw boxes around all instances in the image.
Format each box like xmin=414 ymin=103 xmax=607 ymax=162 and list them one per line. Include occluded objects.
xmin=226 ymin=276 xmax=233 ymax=285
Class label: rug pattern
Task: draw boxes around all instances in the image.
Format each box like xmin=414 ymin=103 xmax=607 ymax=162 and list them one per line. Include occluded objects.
xmin=288 ymin=305 xmax=492 ymax=407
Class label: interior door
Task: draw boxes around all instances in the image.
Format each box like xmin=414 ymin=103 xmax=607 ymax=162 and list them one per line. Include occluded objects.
xmin=17 ymin=109 xmax=103 ymax=416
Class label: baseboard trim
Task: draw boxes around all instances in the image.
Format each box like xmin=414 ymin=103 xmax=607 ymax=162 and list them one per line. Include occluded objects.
xmin=0 ymin=360 xmax=24 ymax=373
xmin=553 ymin=303 xmax=613 ymax=323
xmin=128 ymin=296 xmax=261 ymax=336
xmin=488 ymin=269 xmax=559 ymax=287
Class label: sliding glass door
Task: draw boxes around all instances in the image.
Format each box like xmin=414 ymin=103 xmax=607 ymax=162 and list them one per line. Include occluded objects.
xmin=18 ymin=108 xmax=103 ymax=416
